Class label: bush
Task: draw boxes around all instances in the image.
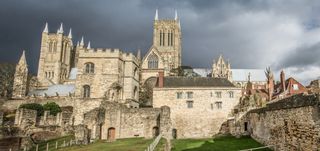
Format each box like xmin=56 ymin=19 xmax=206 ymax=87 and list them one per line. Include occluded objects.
xmin=19 ymin=103 xmax=44 ymax=116
xmin=43 ymin=102 xmax=61 ymax=116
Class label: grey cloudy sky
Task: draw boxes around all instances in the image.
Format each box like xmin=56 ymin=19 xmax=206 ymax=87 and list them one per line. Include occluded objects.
xmin=0 ymin=0 xmax=320 ymax=84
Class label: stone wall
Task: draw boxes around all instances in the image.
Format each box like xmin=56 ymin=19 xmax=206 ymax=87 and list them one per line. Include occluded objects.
xmin=237 ymin=94 xmax=320 ymax=151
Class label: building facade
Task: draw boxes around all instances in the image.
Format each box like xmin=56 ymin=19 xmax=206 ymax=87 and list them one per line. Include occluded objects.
xmin=74 ymin=47 xmax=139 ymax=102
xmin=153 ymin=74 xmax=242 ymax=138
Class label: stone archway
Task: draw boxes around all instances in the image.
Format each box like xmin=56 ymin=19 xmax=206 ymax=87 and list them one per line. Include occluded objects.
xmin=107 ymin=127 xmax=116 ymax=141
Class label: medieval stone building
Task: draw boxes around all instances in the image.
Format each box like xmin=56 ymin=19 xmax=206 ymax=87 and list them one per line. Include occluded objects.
xmin=153 ymin=72 xmax=242 ymax=138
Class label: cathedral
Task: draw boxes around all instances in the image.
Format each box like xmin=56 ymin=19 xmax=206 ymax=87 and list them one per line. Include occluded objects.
xmin=9 ymin=10 xmax=261 ymax=139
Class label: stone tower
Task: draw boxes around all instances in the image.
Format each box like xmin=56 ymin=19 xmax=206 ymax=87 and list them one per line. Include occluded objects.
xmin=12 ymin=50 xmax=28 ymax=98
xmin=37 ymin=23 xmax=74 ymax=87
xmin=211 ymin=55 xmax=232 ymax=81
xmin=153 ymin=9 xmax=182 ymax=72
xmin=141 ymin=10 xmax=182 ymax=81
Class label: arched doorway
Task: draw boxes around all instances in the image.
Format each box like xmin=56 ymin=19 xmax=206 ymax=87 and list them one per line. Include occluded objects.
xmin=107 ymin=127 xmax=116 ymax=141
xmin=152 ymin=126 xmax=159 ymax=137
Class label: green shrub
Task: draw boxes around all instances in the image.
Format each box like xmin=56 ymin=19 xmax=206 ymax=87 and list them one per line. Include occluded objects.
xmin=19 ymin=103 xmax=44 ymax=116
xmin=43 ymin=102 xmax=61 ymax=116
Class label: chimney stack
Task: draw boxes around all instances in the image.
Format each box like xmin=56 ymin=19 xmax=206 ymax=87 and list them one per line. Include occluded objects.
xmin=280 ymin=70 xmax=286 ymax=92
xmin=158 ymin=71 xmax=164 ymax=88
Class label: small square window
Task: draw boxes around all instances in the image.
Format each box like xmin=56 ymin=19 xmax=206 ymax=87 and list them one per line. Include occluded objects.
xmin=176 ymin=92 xmax=183 ymax=99
xmin=229 ymin=91 xmax=234 ymax=98
xmin=187 ymin=101 xmax=193 ymax=108
xmin=215 ymin=92 xmax=222 ymax=98
xmin=187 ymin=92 xmax=193 ymax=99
xmin=215 ymin=102 xmax=222 ymax=109
xmin=293 ymin=84 xmax=299 ymax=90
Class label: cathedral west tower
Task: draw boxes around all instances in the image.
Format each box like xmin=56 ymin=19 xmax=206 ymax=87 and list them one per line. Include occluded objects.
xmin=37 ymin=23 xmax=74 ymax=87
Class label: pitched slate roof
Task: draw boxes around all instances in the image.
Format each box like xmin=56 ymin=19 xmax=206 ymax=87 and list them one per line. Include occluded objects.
xmin=160 ymin=77 xmax=235 ymax=88
xmin=28 ymin=84 xmax=75 ymax=96
xmin=69 ymin=68 xmax=77 ymax=80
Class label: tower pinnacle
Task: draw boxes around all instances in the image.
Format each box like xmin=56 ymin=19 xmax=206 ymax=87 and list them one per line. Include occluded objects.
xmin=18 ymin=50 xmax=27 ymax=66
xmin=155 ymin=9 xmax=158 ymax=20
xmin=68 ymin=28 xmax=72 ymax=38
xmin=87 ymin=41 xmax=91 ymax=49
xmin=175 ymin=10 xmax=178 ymax=20
xmin=58 ymin=23 xmax=64 ymax=34
xmin=43 ymin=22 xmax=49 ymax=33
xmin=80 ymin=36 xmax=84 ymax=46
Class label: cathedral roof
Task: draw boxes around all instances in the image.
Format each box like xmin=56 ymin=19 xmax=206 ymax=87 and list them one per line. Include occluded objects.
xmin=160 ymin=77 xmax=235 ymax=88
xmin=69 ymin=68 xmax=78 ymax=80
xmin=29 ymin=84 xmax=75 ymax=96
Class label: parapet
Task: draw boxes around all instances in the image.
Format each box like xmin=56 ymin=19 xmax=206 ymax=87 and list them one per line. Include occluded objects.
xmin=78 ymin=47 xmax=139 ymax=63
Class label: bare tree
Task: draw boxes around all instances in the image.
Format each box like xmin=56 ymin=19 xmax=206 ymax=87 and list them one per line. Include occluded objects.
xmin=0 ymin=63 xmax=15 ymax=99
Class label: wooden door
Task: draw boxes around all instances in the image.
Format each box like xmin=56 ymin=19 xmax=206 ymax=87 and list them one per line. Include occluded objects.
xmin=108 ymin=127 xmax=115 ymax=140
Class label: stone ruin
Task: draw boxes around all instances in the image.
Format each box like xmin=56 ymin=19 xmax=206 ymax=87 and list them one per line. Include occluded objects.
xmin=230 ymin=93 xmax=320 ymax=150
xmin=74 ymin=101 xmax=172 ymax=143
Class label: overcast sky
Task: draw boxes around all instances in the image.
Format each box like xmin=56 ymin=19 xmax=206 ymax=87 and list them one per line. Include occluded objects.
xmin=0 ymin=0 xmax=320 ymax=84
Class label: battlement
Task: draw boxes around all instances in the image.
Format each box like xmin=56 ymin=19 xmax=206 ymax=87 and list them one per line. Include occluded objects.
xmin=78 ymin=47 xmax=139 ymax=63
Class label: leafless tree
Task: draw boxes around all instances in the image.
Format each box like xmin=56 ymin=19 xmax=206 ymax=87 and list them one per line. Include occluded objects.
xmin=0 ymin=63 xmax=15 ymax=99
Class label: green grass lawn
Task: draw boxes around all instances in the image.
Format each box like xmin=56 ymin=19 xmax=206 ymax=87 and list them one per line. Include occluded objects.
xmin=57 ymin=137 xmax=162 ymax=151
xmin=29 ymin=135 xmax=74 ymax=151
xmin=171 ymin=135 xmax=272 ymax=151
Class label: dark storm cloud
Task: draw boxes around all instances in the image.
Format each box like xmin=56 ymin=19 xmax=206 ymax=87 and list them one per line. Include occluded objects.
xmin=0 ymin=0 xmax=320 ymax=83
xmin=279 ymin=43 xmax=320 ymax=68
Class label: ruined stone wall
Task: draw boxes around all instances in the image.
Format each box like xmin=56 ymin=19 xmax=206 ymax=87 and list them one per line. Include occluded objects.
xmin=82 ymin=101 xmax=171 ymax=140
xmin=240 ymin=94 xmax=320 ymax=151
xmin=5 ymin=97 xmax=102 ymax=125
xmin=153 ymin=87 xmax=241 ymax=138
xmin=101 ymin=101 xmax=162 ymax=139
xmin=14 ymin=108 xmax=37 ymax=127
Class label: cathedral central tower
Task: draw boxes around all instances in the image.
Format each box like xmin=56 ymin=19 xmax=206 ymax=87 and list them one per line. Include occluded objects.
xmin=141 ymin=10 xmax=182 ymax=81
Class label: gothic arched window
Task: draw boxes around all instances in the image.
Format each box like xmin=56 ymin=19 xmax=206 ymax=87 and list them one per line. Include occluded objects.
xmin=133 ymin=86 xmax=137 ymax=99
xmin=148 ymin=53 xmax=158 ymax=69
xmin=133 ymin=67 xmax=138 ymax=77
xmin=83 ymin=85 xmax=90 ymax=98
xmin=84 ymin=62 xmax=95 ymax=74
